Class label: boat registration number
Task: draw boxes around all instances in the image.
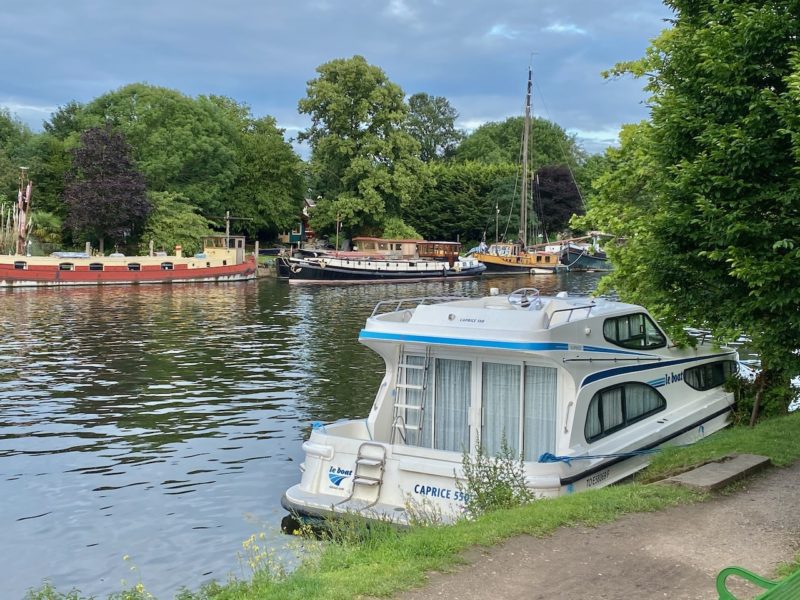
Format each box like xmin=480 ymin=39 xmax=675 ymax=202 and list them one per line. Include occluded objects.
xmin=585 ymin=469 xmax=610 ymax=488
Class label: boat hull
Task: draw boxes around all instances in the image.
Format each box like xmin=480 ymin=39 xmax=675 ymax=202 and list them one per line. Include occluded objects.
xmin=276 ymin=256 xmax=486 ymax=282
xmin=0 ymin=256 xmax=257 ymax=287
xmin=474 ymin=251 xmax=566 ymax=275
xmin=560 ymin=248 xmax=611 ymax=272
xmin=282 ymin=402 xmax=732 ymax=526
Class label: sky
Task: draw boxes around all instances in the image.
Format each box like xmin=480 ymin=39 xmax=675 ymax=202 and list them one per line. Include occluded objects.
xmin=1 ymin=0 xmax=673 ymax=156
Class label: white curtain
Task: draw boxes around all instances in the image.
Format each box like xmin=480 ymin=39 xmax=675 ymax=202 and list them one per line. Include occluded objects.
xmin=586 ymin=396 xmax=602 ymax=440
xmin=481 ymin=363 xmax=521 ymax=456
xmin=523 ymin=365 xmax=557 ymax=461
xmin=625 ymin=383 xmax=662 ymax=421
xmin=602 ymin=387 xmax=624 ymax=431
xmin=433 ymin=358 xmax=471 ymax=452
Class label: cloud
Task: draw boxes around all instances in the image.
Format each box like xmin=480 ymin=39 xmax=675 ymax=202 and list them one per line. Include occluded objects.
xmin=385 ymin=0 xmax=416 ymax=21
xmin=486 ymin=24 xmax=520 ymax=40
xmin=544 ymin=22 xmax=588 ymax=35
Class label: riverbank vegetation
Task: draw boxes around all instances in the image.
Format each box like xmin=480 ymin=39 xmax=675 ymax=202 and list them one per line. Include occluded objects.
xmin=25 ymin=411 xmax=800 ymax=600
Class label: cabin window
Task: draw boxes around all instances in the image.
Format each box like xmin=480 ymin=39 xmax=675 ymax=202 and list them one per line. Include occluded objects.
xmin=127 ymin=263 xmax=141 ymax=271
xmin=585 ymin=383 xmax=666 ymax=443
xmin=89 ymin=263 xmax=104 ymax=271
xmin=59 ymin=263 xmax=74 ymax=271
xmin=13 ymin=261 xmax=26 ymax=270
xmin=603 ymin=313 xmax=666 ymax=350
xmin=400 ymin=355 xmax=470 ymax=452
xmin=481 ymin=363 xmax=557 ymax=460
xmin=160 ymin=262 xmax=174 ymax=270
xmin=684 ymin=360 xmax=737 ymax=391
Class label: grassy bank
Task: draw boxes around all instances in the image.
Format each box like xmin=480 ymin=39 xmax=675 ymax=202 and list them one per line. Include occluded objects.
xmin=28 ymin=411 xmax=800 ymax=600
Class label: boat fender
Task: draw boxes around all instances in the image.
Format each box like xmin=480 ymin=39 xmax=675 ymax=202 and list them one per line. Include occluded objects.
xmin=290 ymin=265 xmax=301 ymax=274
xmin=453 ymin=262 xmax=462 ymax=272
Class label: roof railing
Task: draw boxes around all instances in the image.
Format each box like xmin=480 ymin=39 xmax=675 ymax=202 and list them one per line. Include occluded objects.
xmin=543 ymin=303 xmax=596 ymax=329
xmin=370 ymin=296 xmax=463 ymax=317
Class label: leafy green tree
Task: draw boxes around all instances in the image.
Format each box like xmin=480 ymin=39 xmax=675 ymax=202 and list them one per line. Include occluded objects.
xmin=403 ymin=161 xmax=516 ymax=244
xmin=381 ymin=216 xmax=421 ymax=239
xmin=589 ymin=0 xmax=800 ymax=420
xmin=405 ymin=93 xmax=464 ymax=162
xmin=63 ymin=125 xmax=151 ymax=252
xmin=0 ymin=109 xmax=35 ymax=200
xmin=453 ymin=116 xmax=585 ymax=168
xmin=138 ymin=191 xmax=212 ymax=256
xmin=298 ymin=55 xmax=426 ymax=237
xmin=76 ymin=84 xmax=239 ymax=216
xmin=228 ymin=114 xmax=305 ymax=238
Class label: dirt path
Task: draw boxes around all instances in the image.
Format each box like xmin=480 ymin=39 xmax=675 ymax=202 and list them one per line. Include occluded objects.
xmin=396 ymin=461 xmax=800 ymax=600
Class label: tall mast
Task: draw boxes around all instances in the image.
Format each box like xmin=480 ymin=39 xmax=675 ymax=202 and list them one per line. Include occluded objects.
xmin=519 ymin=66 xmax=532 ymax=248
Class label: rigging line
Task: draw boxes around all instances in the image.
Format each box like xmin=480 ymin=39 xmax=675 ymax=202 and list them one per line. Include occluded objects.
xmin=531 ymin=78 xmax=586 ymax=210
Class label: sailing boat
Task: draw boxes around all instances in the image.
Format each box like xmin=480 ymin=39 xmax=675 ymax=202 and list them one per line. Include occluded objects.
xmin=474 ymin=68 xmax=565 ymax=275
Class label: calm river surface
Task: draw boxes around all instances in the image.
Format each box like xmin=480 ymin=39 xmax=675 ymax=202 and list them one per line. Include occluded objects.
xmin=0 ymin=272 xmax=602 ymax=599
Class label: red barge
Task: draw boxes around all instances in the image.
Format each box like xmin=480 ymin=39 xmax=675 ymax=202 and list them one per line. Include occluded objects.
xmin=0 ymin=235 xmax=257 ymax=288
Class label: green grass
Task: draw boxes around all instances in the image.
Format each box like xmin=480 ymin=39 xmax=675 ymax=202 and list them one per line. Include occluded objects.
xmin=26 ymin=411 xmax=800 ymax=600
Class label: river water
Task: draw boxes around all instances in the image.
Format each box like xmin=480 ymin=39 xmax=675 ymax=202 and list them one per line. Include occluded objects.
xmin=0 ymin=272 xmax=602 ymax=599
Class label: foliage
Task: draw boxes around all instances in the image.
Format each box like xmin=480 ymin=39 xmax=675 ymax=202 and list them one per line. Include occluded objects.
xmin=381 ymin=216 xmax=421 ymax=240
xmin=63 ymin=125 xmax=151 ymax=250
xmin=405 ymin=93 xmax=464 ymax=162
xmin=30 ymin=210 xmax=63 ymax=244
xmin=0 ymin=109 xmax=35 ymax=201
xmin=77 ymin=84 xmax=239 ymax=216
xmin=228 ymin=115 xmax=305 ymax=237
xmin=453 ymin=116 xmax=585 ymax=168
xmin=458 ymin=437 xmax=535 ymax=518
xmin=298 ymin=56 xmax=426 ymax=238
xmin=402 ymin=161 xmax=516 ymax=245
xmin=587 ymin=0 xmax=800 ymax=415
xmin=534 ymin=164 xmax=585 ymax=236
xmin=137 ymin=191 xmax=213 ymax=256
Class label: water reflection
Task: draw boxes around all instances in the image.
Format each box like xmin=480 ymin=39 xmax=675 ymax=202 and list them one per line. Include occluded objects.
xmin=0 ymin=273 xmax=602 ymax=598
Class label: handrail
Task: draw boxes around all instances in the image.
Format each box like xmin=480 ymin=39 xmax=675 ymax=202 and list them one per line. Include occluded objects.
xmin=543 ymin=303 xmax=596 ymax=329
xmin=370 ymin=296 xmax=464 ymax=317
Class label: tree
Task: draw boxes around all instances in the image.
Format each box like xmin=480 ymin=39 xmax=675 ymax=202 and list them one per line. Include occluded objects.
xmin=453 ymin=116 xmax=585 ymax=168
xmin=405 ymin=93 xmax=464 ymax=162
xmin=63 ymin=125 xmax=151 ymax=252
xmin=298 ymin=55 xmax=426 ymax=237
xmin=77 ymin=84 xmax=239 ymax=216
xmin=589 ymin=0 xmax=800 ymax=419
xmin=402 ymin=161 xmax=516 ymax=244
xmin=138 ymin=191 xmax=212 ymax=256
xmin=227 ymin=114 xmax=305 ymax=238
xmin=534 ymin=165 xmax=585 ymax=236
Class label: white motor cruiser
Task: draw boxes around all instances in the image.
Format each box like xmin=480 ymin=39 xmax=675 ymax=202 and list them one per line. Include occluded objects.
xmin=282 ymin=288 xmax=737 ymax=525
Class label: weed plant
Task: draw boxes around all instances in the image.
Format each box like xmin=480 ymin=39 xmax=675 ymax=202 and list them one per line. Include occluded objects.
xmin=457 ymin=436 xmax=535 ymax=518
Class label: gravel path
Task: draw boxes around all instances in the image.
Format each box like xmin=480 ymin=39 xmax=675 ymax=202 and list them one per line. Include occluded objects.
xmin=396 ymin=461 xmax=800 ymax=600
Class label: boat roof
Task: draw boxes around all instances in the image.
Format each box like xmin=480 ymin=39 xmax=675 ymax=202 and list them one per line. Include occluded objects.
xmin=362 ymin=290 xmax=655 ymax=344
xmin=353 ymin=237 xmax=460 ymax=246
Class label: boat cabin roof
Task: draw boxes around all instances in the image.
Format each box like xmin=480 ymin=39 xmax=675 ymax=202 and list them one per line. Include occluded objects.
xmin=363 ymin=290 xmax=665 ymax=346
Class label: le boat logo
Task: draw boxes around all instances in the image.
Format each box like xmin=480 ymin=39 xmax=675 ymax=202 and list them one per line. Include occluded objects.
xmin=648 ymin=372 xmax=683 ymax=388
xmin=328 ymin=466 xmax=353 ymax=488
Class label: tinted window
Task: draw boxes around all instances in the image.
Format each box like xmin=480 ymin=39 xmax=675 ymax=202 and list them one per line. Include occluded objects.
xmin=89 ymin=263 xmax=104 ymax=271
xmin=13 ymin=261 xmax=26 ymax=270
xmin=585 ymin=383 xmax=666 ymax=443
xmin=684 ymin=360 xmax=737 ymax=391
xmin=160 ymin=262 xmax=174 ymax=270
xmin=603 ymin=313 xmax=666 ymax=350
xmin=128 ymin=263 xmax=141 ymax=271
xmin=59 ymin=263 xmax=74 ymax=271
